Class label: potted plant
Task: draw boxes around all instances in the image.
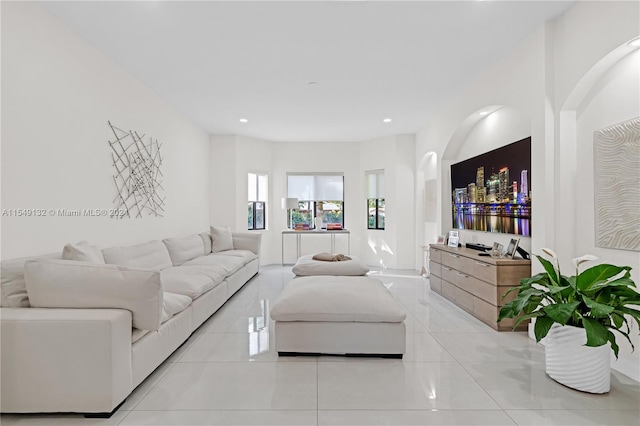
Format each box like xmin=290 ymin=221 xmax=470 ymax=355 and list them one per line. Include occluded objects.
xmin=498 ymin=248 xmax=640 ymax=393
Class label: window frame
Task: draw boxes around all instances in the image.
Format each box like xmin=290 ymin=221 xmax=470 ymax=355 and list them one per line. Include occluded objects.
xmin=248 ymin=172 xmax=268 ymax=231
xmin=366 ymin=170 xmax=385 ymax=230
xmin=287 ymin=173 xmax=345 ymax=230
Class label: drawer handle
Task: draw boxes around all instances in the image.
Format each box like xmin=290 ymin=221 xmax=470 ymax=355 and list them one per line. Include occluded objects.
xmin=475 ymin=262 xmax=490 ymax=267
xmin=456 ymin=272 xmax=469 ymax=278
xmin=443 ymin=266 xmax=452 ymax=271
xmin=448 ymin=254 xmax=460 ymax=258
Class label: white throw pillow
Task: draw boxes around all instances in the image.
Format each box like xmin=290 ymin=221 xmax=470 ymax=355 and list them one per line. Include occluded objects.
xmin=102 ymin=240 xmax=172 ymax=271
xmin=200 ymin=232 xmax=213 ymax=254
xmin=162 ymin=234 xmax=206 ymax=266
xmin=210 ymin=226 xmax=234 ymax=253
xmin=62 ymin=241 xmax=105 ymax=264
xmin=24 ymin=259 xmax=163 ymax=330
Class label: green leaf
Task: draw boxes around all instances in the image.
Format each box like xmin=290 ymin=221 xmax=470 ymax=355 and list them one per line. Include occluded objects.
xmin=589 ymin=277 xmax=636 ymax=293
xmin=519 ymin=273 xmax=551 ymax=288
xmin=611 ymin=312 xmax=625 ymax=329
xmin=566 ymin=275 xmax=577 ymax=289
xmin=577 ymin=264 xmax=628 ymax=290
xmin=548 ymin=285 xmax=570 ymax=295
xmin=512 ymin=311 xmax=543 ymax=329
xmin=607 ymin=330 xmax=620 ymax=358
xmin=581 ymin=317 xmax=609 ymax=347
xmin=536 ymin=255 xmax=559 ymax=285
xmin=583 ymin=296 xmax=615 ymax=318
xmin=534 ymin=316 xmax=555 ymax=342
xmin=543 ymin=301 xmax=580 ymax=325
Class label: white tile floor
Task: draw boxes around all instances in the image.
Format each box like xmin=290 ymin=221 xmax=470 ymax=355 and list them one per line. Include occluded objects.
xmin=2 ymin=265 xmax=639 ymax=425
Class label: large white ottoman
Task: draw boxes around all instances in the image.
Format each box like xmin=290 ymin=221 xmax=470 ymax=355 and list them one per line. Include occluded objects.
xmin=270 ymin=276 xmax=406 ymax=358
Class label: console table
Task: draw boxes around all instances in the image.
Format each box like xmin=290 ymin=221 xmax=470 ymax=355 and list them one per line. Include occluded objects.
xmin=281 ymin=229 xmax=350 ymax=265
xmin=429 ymin=244 xmax=531 ymax=331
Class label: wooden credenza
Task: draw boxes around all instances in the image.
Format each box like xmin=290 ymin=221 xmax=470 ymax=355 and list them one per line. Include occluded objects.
xmin=429 ymin=244 xmax=531 ymax=331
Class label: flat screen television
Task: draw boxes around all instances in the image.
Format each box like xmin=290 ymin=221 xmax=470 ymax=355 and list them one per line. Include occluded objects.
xmin=450 ymin=137 xmax=531 ymax=236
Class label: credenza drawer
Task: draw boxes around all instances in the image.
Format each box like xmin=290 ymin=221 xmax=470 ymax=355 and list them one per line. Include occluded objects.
xmin=472 ymin=259 xmax=498 ymax=284
xmin=455 ymin=270 xmax=474 ymax=294
xmin=473 ymin=297 xmax=498 ymax=327
xmin=473 ymin=277 xmax=496 ymax=305
xmin=429 ymin=260 xmax=442 ymax=278
xmin=430 ymin=274 xmax=442 ymax=294
xmin=441 ymin=279 xmax=457 ymax=300
xmin=442 ymin=266 xmax=457 ymax=286
xmin=430 ymin=248 xmax=442 ymax=264
xmin=455 ymin=287 xmax=474 ymax=313
xmin=441 ymin=251 xmax=465 ymax=270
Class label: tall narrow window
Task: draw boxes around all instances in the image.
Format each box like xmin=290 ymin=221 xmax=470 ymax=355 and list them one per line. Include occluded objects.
xmin=287 ymin=173 xmax=344 ymax=230
xmin=366 ymin=170 xmax=385 ymax=230
xmin=248 ymin=172 xmax=267 ymax=230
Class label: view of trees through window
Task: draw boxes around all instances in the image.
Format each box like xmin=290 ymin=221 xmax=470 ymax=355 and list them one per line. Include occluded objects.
xmin=248 ymin=173 xmax=267 ymax=230
xmin=292 ymin=200 xmax=343 ymax=229
xmin=368 ymin=198 xmax=385 ymax=229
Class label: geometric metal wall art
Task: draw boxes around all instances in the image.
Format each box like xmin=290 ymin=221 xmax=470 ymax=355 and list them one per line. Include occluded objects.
xmin=593 ymin=116 xmax=640 ymax=251
xmin=108 ymin=121 xmax=165 ymax=218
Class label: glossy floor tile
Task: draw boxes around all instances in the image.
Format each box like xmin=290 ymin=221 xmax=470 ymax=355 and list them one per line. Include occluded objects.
xmin=133 ymin=362 xmax=318 ymax=410
xmin=119 ymin=410 xmax=317 ymax=425
xmin=318 ymin=409 xmax=517 ymax=425
xmin=3 ymin=265 xmax=639 ymax=426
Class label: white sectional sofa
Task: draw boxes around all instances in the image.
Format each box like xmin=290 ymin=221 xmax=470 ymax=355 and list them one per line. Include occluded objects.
xmin=0 ymin=228 xmax=261 ymax=417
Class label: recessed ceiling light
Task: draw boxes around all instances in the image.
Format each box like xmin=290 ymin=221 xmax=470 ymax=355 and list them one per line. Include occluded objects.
xmin=308 ymin=81 xmax=319 ymax=86
xmin=239 ymin=118 xmax=248 ymax=123
xmin=629 ymin=37 xmax=640 ymax=47
xmin=383 ymin=118 xmax=392 ymax=123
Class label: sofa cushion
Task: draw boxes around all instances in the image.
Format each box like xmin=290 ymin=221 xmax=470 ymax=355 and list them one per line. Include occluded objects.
xmin=231 ymin=232 xmax=262 ymax=254
xmin=24 ymin=259 xmax=163 ymax=330
xmin=200 ymin=232 xmax=212 ymax=254
xmin=161 ymin=292 xmax=192 ymax=323
xmin=292 ymin=254 xmax=369 ymax=276
xmin=183 ymin=254 xmax=245 ymax=276
xmin=210 ymin=226 xmax=234 ymax=253
xmin=163 ymin=234 xmax=206 ymax=266
xmin=214 ymin=249 xmax=258 ymax=263
xmin=270 ymin=276 xmax=406 ymax=323
xmin=160 ymin=266 xmax=224 ymax=299
xmin=102 ymin=240 xmax=172 ymax=271
xmin=0 ymin=253 xmax=60 ymax=308
xmin=62 ymin=241 xmax=105 ymax=264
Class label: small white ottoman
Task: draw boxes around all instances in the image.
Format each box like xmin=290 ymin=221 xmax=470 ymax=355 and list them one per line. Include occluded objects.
xmin=292 ymin=254 xmax=369 ymax=276
xmin=270 ymin=276 xmax=406 ymax=358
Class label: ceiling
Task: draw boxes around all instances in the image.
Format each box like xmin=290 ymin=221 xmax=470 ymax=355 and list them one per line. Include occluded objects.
xmin=40 ymin=1 xmax=574 ymax=142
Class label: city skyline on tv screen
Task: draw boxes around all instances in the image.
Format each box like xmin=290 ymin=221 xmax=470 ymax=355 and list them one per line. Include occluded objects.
xmin=450 ymin=137 xmax=531 ymax=236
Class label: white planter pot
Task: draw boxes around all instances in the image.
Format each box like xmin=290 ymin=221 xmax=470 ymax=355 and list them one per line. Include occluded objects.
xmin=544 ymin=324 xmax=611 ymax=394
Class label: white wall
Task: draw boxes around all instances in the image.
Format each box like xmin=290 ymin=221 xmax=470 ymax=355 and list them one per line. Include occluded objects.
xmin=574 ymin=49 xmax=640 ymax=379
xmin=441 ymin=106 xmax=532 ymax=253
xmin=414 ymin=0 xmax=640 ymax=380
xmin=1 ymin=2 xmax=210 ymax=259
xmin=208 ymin=134 xmax=416 ymax=268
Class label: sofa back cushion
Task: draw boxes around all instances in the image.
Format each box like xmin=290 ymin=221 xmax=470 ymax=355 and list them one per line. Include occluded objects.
xmin=163 ymin=234 xmax=206 ymax=266
xmin=200 ymin=232 xmax=212 ymax=254
xmin=102 ymin=240 xmax=172 ymax=271
xmin=0 ymin=253 xmax=60 ymax=308
xmin=62 ymin=241 xmax=105 ymax=264
xmin=210 ymin=226 xmax=234 ymax=253
xmin=25 ymin=259 xmax=163 ymax=330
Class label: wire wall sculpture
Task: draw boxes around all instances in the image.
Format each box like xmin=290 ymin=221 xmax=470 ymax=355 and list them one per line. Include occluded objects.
xmin=108 ymin=121 xmax=165 ymax=218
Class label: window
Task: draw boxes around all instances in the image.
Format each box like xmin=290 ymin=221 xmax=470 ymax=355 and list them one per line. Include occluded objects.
xmin=248 ymin=172 xmax=267 ymax=230
xmin=366 ymin=170 xmax=384 ymax=230
xmin=287 ymin=173 xmax=344 ymax=229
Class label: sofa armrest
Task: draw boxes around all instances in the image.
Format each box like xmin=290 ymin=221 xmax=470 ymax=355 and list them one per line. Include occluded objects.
xmin=232 ymin=232 xmax=262 ymax=255
xmin=0 ymin=307 xmax=133 ymax=414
